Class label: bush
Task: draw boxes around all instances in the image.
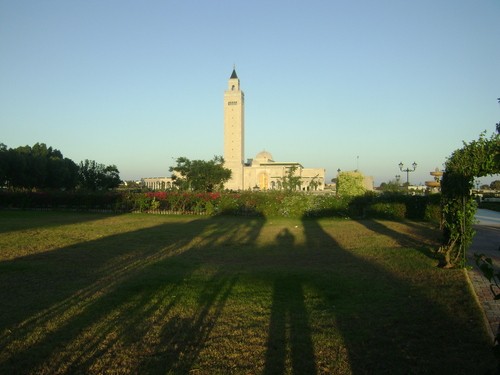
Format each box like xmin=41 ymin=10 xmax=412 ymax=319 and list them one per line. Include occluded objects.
xmin=0 ymin=190 xmax=441 ymax=223
xmin=367 ymin=202 xmax=406 ymax=219
xmin=478 ymin=201 xmax=500 ymax=212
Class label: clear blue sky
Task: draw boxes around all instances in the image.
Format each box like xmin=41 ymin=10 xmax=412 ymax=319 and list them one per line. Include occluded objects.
xmin=1 ymin=0 xmax=499 ymax=186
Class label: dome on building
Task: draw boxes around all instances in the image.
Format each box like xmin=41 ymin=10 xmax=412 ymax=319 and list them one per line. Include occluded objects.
xmin=255 ymin=150 xmax=274 ymax=162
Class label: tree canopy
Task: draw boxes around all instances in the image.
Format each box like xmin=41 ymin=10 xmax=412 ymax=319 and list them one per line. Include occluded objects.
xmin=0 ymin=142 xmax=121 ymax=191
xmin=439 ymin=130 xmax=500 ymax=268
xmin=336 ymin=171 xmax=366 ymax=197
xmin=379 ymin=179 xmax=401 ymax=193
xmin=0 ymin=143 xmax=79 ymax=190
xmin=78 ymin=159 xmax=121 ymax=191
xmin=169 ymin=156 xmax=231 ymax=192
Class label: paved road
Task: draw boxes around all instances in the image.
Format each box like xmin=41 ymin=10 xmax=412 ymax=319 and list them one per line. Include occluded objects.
xmin=468 ymin=209 xmax=500 ymax=341
xmin=476 ymin=208 xmax=500 ymax=227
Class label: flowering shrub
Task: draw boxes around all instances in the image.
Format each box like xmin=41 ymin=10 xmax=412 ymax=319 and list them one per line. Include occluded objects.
xmin=0 ymin=190 xmax=440 ymax=222
xmin=140 ymin=191 xmax=222 ymax=213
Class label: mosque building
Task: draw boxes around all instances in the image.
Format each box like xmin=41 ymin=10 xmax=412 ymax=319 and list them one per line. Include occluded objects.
xmin=223 ymin=68 xmax=325 ymax=191
xmin=142 ymin=68 xmax=326 ymax=191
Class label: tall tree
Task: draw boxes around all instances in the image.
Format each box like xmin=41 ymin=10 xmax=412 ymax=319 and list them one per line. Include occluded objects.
xmin=0 ymin=143 xmax=7 ymax=186
xmin=169 ymin=156 xmax=231 ymax=192
xmin=78 ymin=159 xmax=121 ymax=191
xmin=1 ymin=143 xmax=78 ymax=189
xmin=379 ymin=179 xmax=402 ymax=193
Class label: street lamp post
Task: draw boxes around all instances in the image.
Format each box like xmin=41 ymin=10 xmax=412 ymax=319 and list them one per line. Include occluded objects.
xmin=398 ymin=162 xmax=417 ymax=187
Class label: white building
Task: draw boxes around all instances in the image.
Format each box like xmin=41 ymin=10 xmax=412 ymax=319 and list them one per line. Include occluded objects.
xmin=141 ymin=177 xmax=173 ymax=190
xmin=141 ymin=68 xmax=326 ymax=191
xmin=223 ymin=69 xmax=325 ymax=191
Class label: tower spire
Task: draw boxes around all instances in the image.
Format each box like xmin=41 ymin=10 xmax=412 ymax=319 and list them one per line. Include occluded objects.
xmin=230 ymin=65 xmax=238 ymax=79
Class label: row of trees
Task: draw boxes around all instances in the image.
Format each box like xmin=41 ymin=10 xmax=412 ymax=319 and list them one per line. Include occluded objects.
xmin=0 ymin=143 xmax=121 ymax=191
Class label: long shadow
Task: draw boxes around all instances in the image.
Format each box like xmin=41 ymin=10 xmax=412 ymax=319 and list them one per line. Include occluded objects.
xmin=0 ymin=209 xmax=118 ymax=234
xmin=0 ymin=214 xmax=265 ymax=374
xmin=264 ymin=274 xmax=317 ymax=375
xmin=299 ymin=216 xmax=494 ymax=374
xmin=263 ymin=227 xmax=317 ymax=374
xmin=0 ymin=212 xmax=496 ymax=373
xmin=355 ymin=218 xmax=441 ymax=260
xmin=144 ymin=272 xmax=239 ymax=373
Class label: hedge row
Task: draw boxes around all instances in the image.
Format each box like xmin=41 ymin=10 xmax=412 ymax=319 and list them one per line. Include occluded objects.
xmin=478 ymin=201 xmax=500 ymax=212
xmin=0 ymin=190 xmax=442 ymax=222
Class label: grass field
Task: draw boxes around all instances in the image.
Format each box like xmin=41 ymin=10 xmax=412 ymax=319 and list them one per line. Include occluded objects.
xmin=0 ymin=211 xmax=495 ymax=374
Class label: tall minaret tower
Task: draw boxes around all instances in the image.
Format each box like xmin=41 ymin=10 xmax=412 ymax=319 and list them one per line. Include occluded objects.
xmin=223 ymin=67 xmax=245 ymax=190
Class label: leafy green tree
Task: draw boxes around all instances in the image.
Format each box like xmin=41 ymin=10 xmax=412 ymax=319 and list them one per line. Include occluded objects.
xmin=78 ymin=159 xmax=121 ymax=191
xmin=336 ymin=171 xmax=366 ymax=196
xmin=379 ymin=179 xmax=402 ymax=193
xmin=0 ymin=143 xmax=7 ymax=186
xmin=278 ymin=165 xmax=302 ymax=192
xmin=169 ymin=155 xmax=231 ymax=192
xmin=1 ymin=143 xmax=78 ymax=189
xmin=439 ymin=130 xmax=500 ymax=268
xmin=49 ymin=157 xmax=79 ymax=190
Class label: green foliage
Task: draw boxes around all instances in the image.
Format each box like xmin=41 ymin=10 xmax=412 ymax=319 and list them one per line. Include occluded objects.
xmin=0 ymin=143 xmax=78 ymax=190
xmin=169 ymin=156 xmax=231 ymax=192
xmin=0 ymin=143 xmax=122 ymax=192
xmin=478 ymin=201 xmax=500 ymax=212
xmin=78 ymin=159 xmax=121 ymax=191
xmin=439 ymin=130 xmax=500 ymax=268
xmin=367 ymin=202 xmax=406 ymax=219
xmin=278 ymin=165 xmax=302 ymax=192
xmin=348 ymin=192 xmax=442 ymax=221
xmin=0 ymin=189 xmax=440 ymax=223
xmin=379 ymin=179 xmax=402 ymax=193
xmin=336 ymin=171 xmax=366 ymax=197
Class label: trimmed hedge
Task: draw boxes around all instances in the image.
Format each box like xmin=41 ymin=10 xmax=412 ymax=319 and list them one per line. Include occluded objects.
xmin=0 ymin=190 xmax=441 ymax=222
xmin=351 ymin=193 xmax=441 ymax=223
xmin=478 ymin=201 xmax=500 ymax=212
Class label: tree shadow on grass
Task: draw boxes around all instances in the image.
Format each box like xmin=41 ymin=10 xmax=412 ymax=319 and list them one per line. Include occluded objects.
xmin=0 ymin=210 xmax=120 ymax=234
xmin=264 ymin=274 xmax=317 ymax=375
xmin=142 ymin=273 xmax=239 ymax=374
xmin=0 ymin=215 xmax=265 ymax=374
xmin=0 ymin=213 xmax=496 ymax=374
xmin=295 ymin=217 xmax=494 ymax=374
xmin=355 ymin=218 xmax=442 ymax=261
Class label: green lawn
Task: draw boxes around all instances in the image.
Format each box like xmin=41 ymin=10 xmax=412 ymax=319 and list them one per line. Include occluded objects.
xmin=0 ymin=211 xmax=495 ymax=374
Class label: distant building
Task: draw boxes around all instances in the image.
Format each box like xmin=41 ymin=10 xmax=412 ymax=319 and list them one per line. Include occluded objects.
xmin=223 ymin=68 xmax=325 ymax=191
xmin=142 ymin=177 xmax=173 ymax=190
xmin=141 ymin=68 xmax=326 ymax=191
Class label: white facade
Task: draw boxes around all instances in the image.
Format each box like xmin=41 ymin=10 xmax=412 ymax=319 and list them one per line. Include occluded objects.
xmin=142 ymin=177 xmax=173 ymax=190
xmin=223 ymin=69 xmax=245 ymax=190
